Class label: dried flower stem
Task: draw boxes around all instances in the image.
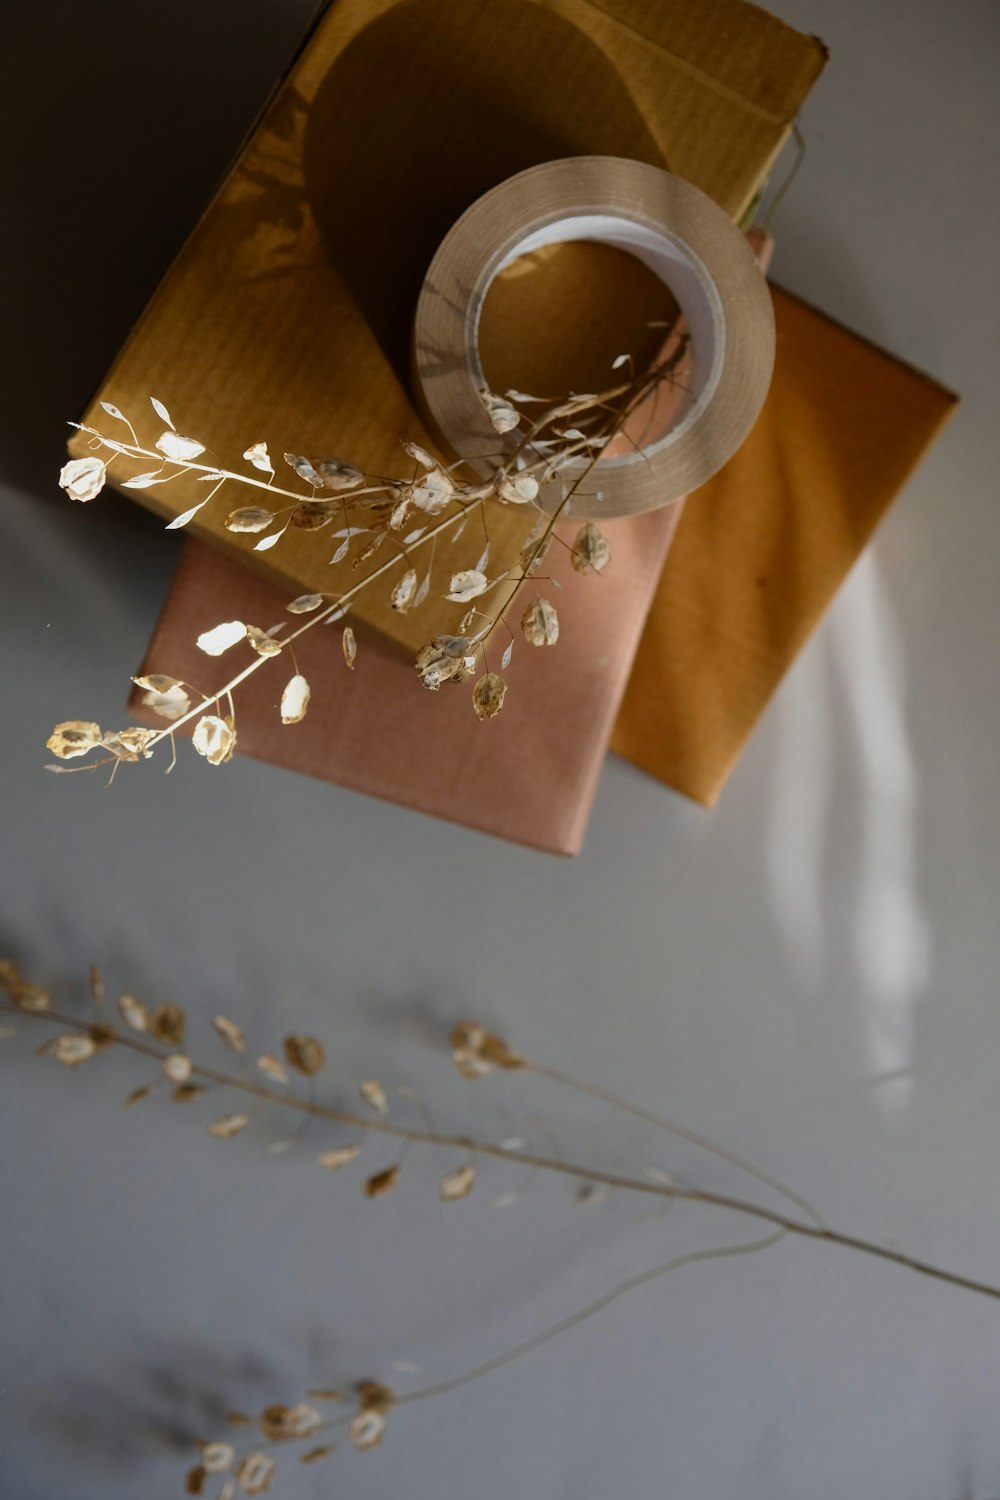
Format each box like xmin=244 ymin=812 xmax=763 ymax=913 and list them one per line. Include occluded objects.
xmin=52 ymin=346 xmax=693 ymax=770
xmin=5 ymin=996 xmax=999 ymax=1304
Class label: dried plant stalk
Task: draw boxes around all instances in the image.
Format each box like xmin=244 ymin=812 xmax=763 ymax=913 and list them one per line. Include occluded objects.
xmin=49 ymin=349 xmax=688 ymax=777
xmin=6 ymin=957 xmax=995 ymax=1494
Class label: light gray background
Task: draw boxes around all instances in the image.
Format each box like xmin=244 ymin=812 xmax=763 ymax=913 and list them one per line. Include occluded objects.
xmin=3 ymin=2 xmax=999 ymax=1496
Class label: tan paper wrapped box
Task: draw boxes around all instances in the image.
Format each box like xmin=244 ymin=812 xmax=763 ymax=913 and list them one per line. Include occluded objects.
xmin=69 ymin=0 xmax=826 ymax=653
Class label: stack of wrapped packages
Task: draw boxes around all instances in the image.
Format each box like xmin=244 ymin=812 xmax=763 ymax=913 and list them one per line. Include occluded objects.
xmin=69 ymin=0 xmax=955 ymax=853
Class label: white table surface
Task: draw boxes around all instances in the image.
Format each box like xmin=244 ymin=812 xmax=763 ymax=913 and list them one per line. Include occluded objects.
xmin=2 ymin=1 xmax=999 ymax=1496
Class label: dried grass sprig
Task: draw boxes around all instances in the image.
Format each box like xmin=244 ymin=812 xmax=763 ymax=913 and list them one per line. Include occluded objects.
xmin=8 ymin=958 xmax=996 ymax=1493
xmin=4 ymin=961 xmax=998 ymax=1298
xmin=48 ymin=351 xmax=687 ymax=776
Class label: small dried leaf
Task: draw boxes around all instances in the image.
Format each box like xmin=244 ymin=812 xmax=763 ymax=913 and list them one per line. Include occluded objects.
xmin=124 ymin=1082 xmax=157 ymax=1108
xmin=53 ymin=1033 xmax=97 ymax=1066
xmin=246 ymin=626 xmax=282 ymax=658
xmin=100 ymin=401 xmax=126 ymax=421
xmin=500 ymin=640 xmax=513 ymax=669
xmin=165 ymin=500 xmax=210 ymax=531
xmin=105 ymin=726 xmax=157 ymax=760
xmin=226 ymin=1411 xmax=253 ymax=1427
xmin=359 ymin=1079 xmax=389 ymax=1117
xmin=450 ymin=1021 xmax=525 ymax=1074
xmin=472 ymin=672 xmax=507 ymax=720
xmin=226 ymin=507 xmax=275 ymax=534
xmin=446 ymin=569 xmax=488 ymax=603
xmin=411 ymin=468 xmax=454 ymax=515
xmin=331 ymin=538 xmax=350 ymax=564
xmin=291 ymin=499 xmax=337 ymax=530
xmin=242 ymin=442 xmax=274 ymax=475
xmin=391 ymin=568 xmax=418 ymax=612
xmin=213 ymin=1015 xmax=245 ymax=1055
xmin=300 ymin=1445 xmax=336 ymax=1464
xmin=156 ymin=430 xmax=205 ymax=462
xmin=354 ymin=532 xmax=387 ymax=565
xmin=172 ymin=1083 xmax=205 ymax=1103
xmin=364 ymin=1165 xmax=400 ymax=1198
xmin=286 ymin=593 xmax=325 ymax=614
xmin=208 ymin=1112 xmax=250 ymax=1139
xmin=280 ymin=674 xmax=310 ymax=724
xmin=192 ymin=715 xmax=237 ymax=766
xmin=132 ymin=674 xmax=191 ymax=721
xmin=253 ymin=529 xmax=285 ymax=552
xmin=235 ymin=1452 xmax=274 ymax=1494
xmin=162 ymin=1052 xmax=193 ymax=1084
xmin=283 ymin=1034 xmax=325 ymax=1076
xmin=259 ymin=1402 xmax=322 ymax=1439
xmin=414 ymin=637 xmax=477 ymax=690
xmin=357 ymin=1381 xmax=394 ymax=1412
xmin=498 ymin=473 xmax=539 ymax=504
xmin=571 ymin=521 xmax=611 ymax=575
xmin=403 ymin=441 xmax=436 ymax=468
xmin=479 ymin=389 xmax=520 ymax=434
xmin=284 ymin=452 xmax=363 ymax=491
xmin=185 ymin=1464 xmax=207 ymax=1494
xmin=117 ymin=992 xmax=148 ymax=1031
xmin=318 ymin=1144 xmax=361 ymax=1170
xmin=59 ymin=456 xmax=107 ymax=502
xmin=519 ymin=527 xmax=552 ymax=573
xmin=13 ymin=982 xmax=52 ymax=1012
xmin=150 ymin=396 xmax=175 ymax=429
xmin=197 ymin=620 xmax=247 ymax=656
xmin=257 ymin=1054 xmax=289 ymax=1085
xmin=440 ymin=1163 xmax=476 ymax=1200
xmin=46 ymin=721 xmax=102 ymax=760
xmin=413 ymin=570 xmax=431 ymax=608
xmin=350 ymin=1408 xmax=387 ymax=1450
xmin=576 ymin=1181 xmax=611 ymax=1206
xmin=199 ymin=1442 xmax=236 ymax=1473
xmin=121 ymin=471 xmax=167 ymax=490
xmin=342 ymin=626 xmax=357 ymax=670
xmin=520 ymin=597 xmax=559 ymax=646
xmin=150 ymin=1004 xmax=185 ymax=1045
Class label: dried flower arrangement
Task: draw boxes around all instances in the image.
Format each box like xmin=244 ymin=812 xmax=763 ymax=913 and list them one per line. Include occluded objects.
xmin=47 ymin=342 xmax=686 ymax=778
xmin=4 ymin=958 xmax=997 ymax=1497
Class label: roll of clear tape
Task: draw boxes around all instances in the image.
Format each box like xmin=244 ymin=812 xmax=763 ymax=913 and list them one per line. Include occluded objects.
xmin=412 ymin=156 xmax=775 ymax=519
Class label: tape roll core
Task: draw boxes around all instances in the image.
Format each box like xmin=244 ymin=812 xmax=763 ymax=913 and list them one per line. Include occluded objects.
xmin=413 ymin=157 xmax=775 ymax=519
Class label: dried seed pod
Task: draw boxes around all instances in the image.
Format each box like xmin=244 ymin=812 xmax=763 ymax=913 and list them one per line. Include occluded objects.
xmin=46 ymin=721 xmax=103 ymax=760
xmin=149 ymin=1004 xmax=186 ymax=1045
xmin=208 ymin=1113 xmax=250 ymax=1138
xmin=520 ymin=598 xmax=559 ymax=647
xmin=472 ymin=673 xmax=507 ymax=720
xmin=440 ymin=1163 xmax=477 ymax=1200
xmin=213 ymin=1016 xmax=246 ymax=1055
xmin=364 ymin=1166 xmax=400 ymax=1198
xmin=571 ymin=521 xmax=611 ymax=574
xmin=283 ymin=1034 xmax=325 ymax=1077
xmin=318 ymin=1144 xmax=361 ymax=1170
xmin=359 ymin=1079 xmax=389 ymax=1117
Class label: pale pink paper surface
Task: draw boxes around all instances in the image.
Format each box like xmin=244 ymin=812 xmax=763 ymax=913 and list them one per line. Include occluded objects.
xmin=131 ymin=503 xmax=684 ymax=855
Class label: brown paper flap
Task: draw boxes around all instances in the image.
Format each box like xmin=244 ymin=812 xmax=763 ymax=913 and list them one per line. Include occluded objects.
xmin=610 ymin=286 xmax=958 ymax=805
